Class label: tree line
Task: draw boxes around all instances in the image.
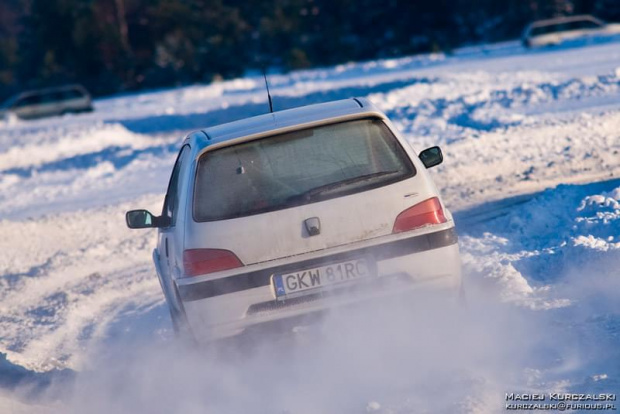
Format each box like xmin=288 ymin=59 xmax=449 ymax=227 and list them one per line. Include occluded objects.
xmin=0 ymin=0 xmax=618 ymax=101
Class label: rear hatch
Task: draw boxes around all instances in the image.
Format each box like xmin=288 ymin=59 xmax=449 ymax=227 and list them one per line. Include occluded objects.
xmin=185 ymin=118 xmax=428 ymax=266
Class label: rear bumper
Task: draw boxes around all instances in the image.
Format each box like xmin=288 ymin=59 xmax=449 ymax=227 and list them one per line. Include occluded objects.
xmin=177 ymin=226 xmax=461 ymax=343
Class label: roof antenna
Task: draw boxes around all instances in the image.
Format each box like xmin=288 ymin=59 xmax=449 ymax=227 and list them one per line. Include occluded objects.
xmin=262 ymin=67 xmax=274 ymax=113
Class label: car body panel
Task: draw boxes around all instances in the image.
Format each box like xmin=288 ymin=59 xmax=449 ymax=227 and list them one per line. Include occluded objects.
xmin=202 ymin=98 xmax=368 ymax=145
xmin=185 ymin=174 xmax=441 ymax=266
xmin=180 ymin=237 xmax=461 ymax=342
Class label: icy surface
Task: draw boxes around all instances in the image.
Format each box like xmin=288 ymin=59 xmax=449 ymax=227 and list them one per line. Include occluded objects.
xmin=0 ymin=40 xmax=619 ymax=413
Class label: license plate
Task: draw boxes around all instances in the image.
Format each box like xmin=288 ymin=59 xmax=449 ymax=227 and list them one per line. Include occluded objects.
xmin=272 ymin=258 xmax=372 ymax=298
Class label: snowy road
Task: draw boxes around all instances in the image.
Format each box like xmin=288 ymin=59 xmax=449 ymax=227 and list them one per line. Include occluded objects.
xmin=0 ymin=40 xmax=619 ymax=413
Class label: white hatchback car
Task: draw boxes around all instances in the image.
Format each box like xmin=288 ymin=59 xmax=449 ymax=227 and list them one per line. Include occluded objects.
xmin=127 ymin=98 xmax=461 ymax=343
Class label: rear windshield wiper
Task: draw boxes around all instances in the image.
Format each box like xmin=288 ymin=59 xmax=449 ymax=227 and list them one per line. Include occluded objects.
xmin=289 ymin=170 xmax=401 ymax=202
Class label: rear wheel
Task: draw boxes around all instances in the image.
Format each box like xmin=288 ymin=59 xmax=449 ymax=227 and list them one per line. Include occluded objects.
xmin=168 ymin=304 xmax=185 ymax=335
xmin=167 ymin=284 xmax=193 ymax=340
xmin=155 ymin=267 xmax=192 ymax=339
xmin=458 ymin=284 xmax=468 ymax=308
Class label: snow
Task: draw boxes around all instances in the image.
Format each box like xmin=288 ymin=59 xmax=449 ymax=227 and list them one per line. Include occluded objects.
xmin=1 ymin=39 xmax=619 ymax=412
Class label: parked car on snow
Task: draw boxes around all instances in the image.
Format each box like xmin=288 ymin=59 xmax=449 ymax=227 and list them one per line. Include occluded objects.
xmin=126 ymin=98 xmax=462 ymax=342
xmin=522 ymin=15 xmax=620 ymax=48
xmin=0 ymin=85 xmax=93 ymax=120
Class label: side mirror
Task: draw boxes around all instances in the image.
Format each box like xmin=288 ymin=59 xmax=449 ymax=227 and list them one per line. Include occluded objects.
xmin=419 ymin=146 xmax=443 ymax=169
xmin=126 ymin=209 xmax=158 ymax=229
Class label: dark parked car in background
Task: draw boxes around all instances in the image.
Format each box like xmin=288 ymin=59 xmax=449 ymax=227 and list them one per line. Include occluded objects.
xmin=522 ymin=15 xmax=620 ymax=48
xmin=0 ymin=85 xmax=93 ymax=121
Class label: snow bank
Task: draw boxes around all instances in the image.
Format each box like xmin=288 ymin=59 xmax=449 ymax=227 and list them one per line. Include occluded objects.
xmin=375 ymin=70 xmax=620 ymax=211
xmin=461 ymin=180 xmax=620 ymax=303
xmin=0 ymin=123 xmax=167 ymax=171
xmin=459 ymin=179 xmax=620 ymax=396
xmin=0 ymin=197 xmax=167 ymax=372
xmin=0 ymin=122 xmax=178 ymax=219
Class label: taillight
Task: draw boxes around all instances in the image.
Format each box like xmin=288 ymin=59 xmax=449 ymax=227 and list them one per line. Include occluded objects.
xmin=392 ymin=197 xmax=447 ymax=233
xmin=183 ymin=249 xmax=243 ymax=277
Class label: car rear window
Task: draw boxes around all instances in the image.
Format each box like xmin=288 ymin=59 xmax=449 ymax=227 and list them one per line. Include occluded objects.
xmin=193 ymin=118 xmax=416 ymax=222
